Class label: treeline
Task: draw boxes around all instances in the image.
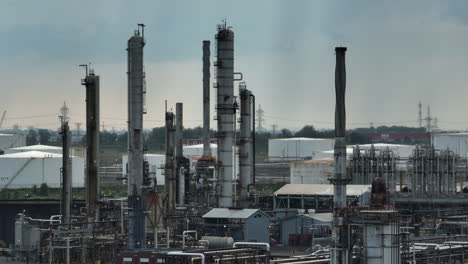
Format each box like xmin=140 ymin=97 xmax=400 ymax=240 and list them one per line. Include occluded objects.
xmin=23 ymin=124 xmax=427 ymax=157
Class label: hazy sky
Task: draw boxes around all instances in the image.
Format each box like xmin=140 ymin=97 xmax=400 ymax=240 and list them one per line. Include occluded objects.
xmin=1 ymin=0 xmax=468 ymax=131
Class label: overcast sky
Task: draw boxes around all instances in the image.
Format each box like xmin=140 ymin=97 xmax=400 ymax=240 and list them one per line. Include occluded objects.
xmin=1 ymin=0 xmax=468 ymax=131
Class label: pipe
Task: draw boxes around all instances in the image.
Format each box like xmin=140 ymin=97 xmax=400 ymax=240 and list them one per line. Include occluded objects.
xmin=81 ymin=70 xmax=100 ymax=223
xmin=233 ymin=242 xmax=270 ymax=252
xmin=239 ymin=83 xmax=253 ymax=207
xmin=215 ymin=24 xmax=235 ymax=208
xmin=182 ymin=230 xmax=197 ymax=249
xmin=60 ymin=121 xmax=72 ymax=225
xmin=331 ymin=47 xmax=349 ymax=264
xmin=167 ymin=252 xmax=205 ymax=264
xmin=175 ymin=102 xmax=185 ymax=205
xmin=250 ymin=93 xmax=256 ymax=185
xmin=127 ymin=25 xmax=147 ymax=250
xmin=202 ymin=40 xmax=211 ymax=157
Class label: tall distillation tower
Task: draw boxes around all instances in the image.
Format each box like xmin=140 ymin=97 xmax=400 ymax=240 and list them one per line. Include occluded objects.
xmin=215 ymin=23 xmax=235 ymax=208
xmin=127 ymin=24 xmax=147 ymax=250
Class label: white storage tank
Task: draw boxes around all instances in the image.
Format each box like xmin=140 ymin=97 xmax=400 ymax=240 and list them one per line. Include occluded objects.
xmin=290 ymin=158 xmax=333 ymax=184
xmin=268 ymin=138 xmax=335 ymax=161
xmin=122 ymin=154 xmax=165 ymax=185
xmin=0 ymin=151 xmax=84 ymax=189
xmin=5 ymin=144 xmax=62 ymax=155
xmin=434 ymin=133 xmax=468 ymax=157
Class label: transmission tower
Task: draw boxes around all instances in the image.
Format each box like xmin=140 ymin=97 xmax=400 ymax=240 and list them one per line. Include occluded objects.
xmin=418 ymin=101 xmax=422 ymax=128
xmin=256 ymin=104 xmax=265 ymax=132
xmin=59 ymin=102 xmax=70 ymax=125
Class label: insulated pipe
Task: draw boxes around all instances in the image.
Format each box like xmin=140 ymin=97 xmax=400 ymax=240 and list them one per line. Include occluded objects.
xmin=175 ymin=103 xmax=185 ymax=205
xmin=167 ymin=252 xmax=205 ymax=264
xmin=60 ymin=121 xmax=72 ymax=225
xmin=233 ymin=242 xmax=270 ymax=252
xmin=331 ymin=47 xmax=350 ymax=264
xmin=215 ymin=25 xmax=235 ymax=208
xmin=250 ymin=94 xmax=256 ymax=185
xmin=127 ymin=26 xmax=147 ymax=250
xmin=81 ymin=71 xmax=100 ymax=223
xmin=202 ymin=40 xmax=211 ymax=157
xmin=239 ymin=83 xmax=253 ymax=207
xmin=165 ymin=111 xmax=176 ymax=213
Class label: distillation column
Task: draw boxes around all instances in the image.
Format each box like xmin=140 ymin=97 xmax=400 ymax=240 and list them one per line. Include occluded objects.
xmin=81 ymin=71 xmax=100 ymax=223
xmin=165 ymin=111 xmax=176 ymax=213
xmin=203 ymin=40 xmax=211 ymax=157
xmin=215 ymin=25 xmax=235 ymax=208
xmin=239 ymin=82 xmax=253 ymax=208
xmin=60 ymin=121 xmax=72 ymax=224
xmin=127 ymin=27 xmax=147 ymax=250
xmin=175 ymin=103 xmax=184 ymax=205
xmin=331 ymin=47 xmax=350 ymax=264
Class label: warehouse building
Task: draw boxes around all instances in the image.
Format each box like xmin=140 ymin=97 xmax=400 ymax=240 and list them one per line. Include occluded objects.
xmin=5 ymin=144 xmax=62 ymax=154
xmin=0 ymin=150 xmax=85 ymax=189
xmin=203 ymin=208 xmax=271 ymax=243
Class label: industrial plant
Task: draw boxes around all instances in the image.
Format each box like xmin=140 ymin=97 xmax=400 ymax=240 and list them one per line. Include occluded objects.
xmin=3 ymin=21 xmax=468 ymax=264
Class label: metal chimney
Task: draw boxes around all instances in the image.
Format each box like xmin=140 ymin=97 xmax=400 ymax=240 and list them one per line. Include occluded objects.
xmin=60 ymin=121 xmax=72 ymax=225
xmin=215 ymin=24 xmax=235 ymax=208
xmin=81 ymin=70 xmax=100 ymax=224
xmin=175 ymin=102 xmax=184 ymax=205
xmin=238 ymin=82 xmax=253 ymax=207
xmin=331 ymin=47 xmax=350 ymax=264
xmin=165 ymin=110 xmax=176 ymax=212
xmin=127 ymin=25 xmax=147 ymax=250
xmin=202 ymin=40 xmax=211 ymax=157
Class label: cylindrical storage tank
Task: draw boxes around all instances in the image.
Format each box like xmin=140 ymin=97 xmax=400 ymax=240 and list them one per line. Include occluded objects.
xmin=201 ymin=236 xmax=234 ymax=249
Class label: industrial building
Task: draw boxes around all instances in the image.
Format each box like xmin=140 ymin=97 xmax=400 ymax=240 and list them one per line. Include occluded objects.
xmin=268 ymin=137 xmax=334 ymax=161
xmin=0 ymin=150 xmax=84 ymax=189
xmin=4 ymin=144 xmax=62 ymax=154
xmin=122 ymin=153 xmax=165 ymax=185
xmin=273 ymin=184 xmax=371 ymax=210
xmin=314 ymin=143 xmax=415 ymax=160
xmin=203 ymin=208 xmax=271 ymax=243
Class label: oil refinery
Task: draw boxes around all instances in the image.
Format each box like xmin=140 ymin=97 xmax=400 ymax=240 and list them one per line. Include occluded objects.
xmin=3 ymin=20 xmax=468 ymax=264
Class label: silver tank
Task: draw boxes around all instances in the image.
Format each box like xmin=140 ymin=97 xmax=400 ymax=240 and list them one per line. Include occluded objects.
xmin=201 ymin=236 xmax=234 ymax=249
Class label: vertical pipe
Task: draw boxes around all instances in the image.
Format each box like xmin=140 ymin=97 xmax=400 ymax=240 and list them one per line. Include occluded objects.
xmin=239 ymin=83 xmax=253 ymax=207
xmin=81 ymin=71 xmax=100 ymax=223
xmin=127 ymin=27 xmax=147 ymax=250
xmin=165 ymin=111 xmax=176 ymax=212
xmin=202 ymin=41 xmax=211 ymax=157
xmin=61 ymin=121 xmax=72 ymax=225
xmin=331 ymin=47 xmax=350 ymax=264
xmin=215 ymin=24 xmax=235 ymax=208
xmin=175 ymin=103 xmax=185 ymax=205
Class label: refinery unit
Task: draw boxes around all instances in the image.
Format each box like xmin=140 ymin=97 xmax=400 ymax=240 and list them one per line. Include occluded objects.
xmin=3 ymin=22 xmax=468 ymax=264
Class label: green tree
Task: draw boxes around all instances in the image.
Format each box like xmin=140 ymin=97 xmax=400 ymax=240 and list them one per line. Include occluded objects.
xmin=26 ymin=129 xmax=38 ymax=145
xmin=38 ymin=129 xmax=51 ymax=145
xmin=39 ymin=183 xmax=49 ymax=196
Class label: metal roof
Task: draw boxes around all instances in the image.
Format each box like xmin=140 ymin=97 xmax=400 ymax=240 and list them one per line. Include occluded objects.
xmin=269 ymin=137 xmax=334 ymax=141
xmin=0 ymin=150 xmax=62 ymax=158
xmin=274 ymin=184 xmax=371 ymax=196
xmin=8 ymin=144 xmax=61 ymax=150
xmin=311 ymin=213 xmax=332 ymax=223
xmin=203 ymin=208 xmax=269 ymax=219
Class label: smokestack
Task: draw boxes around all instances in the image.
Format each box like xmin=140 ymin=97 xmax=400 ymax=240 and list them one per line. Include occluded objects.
xmin=127 ymin=25 xmax=147 ymax=250
xmin=331 ymin=47 xmax=350 ymax=264
xmin=81 ymin=70 xmax=100 ymax=223
xmin=215 ymin=24 xmax=235 ymax=208
xmin=60 ymin=121 xmax=72 ymax=225
xmin=238 ymin=82 xmax=253 ymax=208
xmin=165 ymin=110 xmax=176 ymax=212
xmin=175 ymin=103 xmax=184 ymax=205
xmin=203 ymin=41 xmax=211 ymax=157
